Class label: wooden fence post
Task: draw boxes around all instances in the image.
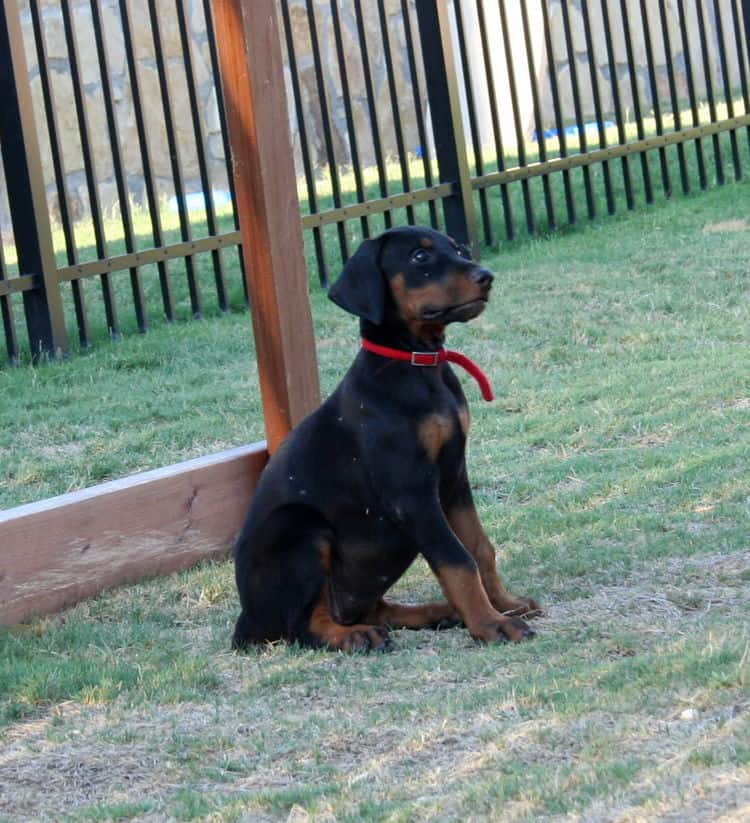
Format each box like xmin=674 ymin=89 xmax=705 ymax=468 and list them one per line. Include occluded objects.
xmin=414 ymin=0 xmax=478 ymax=254
xmin=0 ymin=0 xmax=68 ymax=359
xmin=210 ymin=0 xmax=320 ymax=452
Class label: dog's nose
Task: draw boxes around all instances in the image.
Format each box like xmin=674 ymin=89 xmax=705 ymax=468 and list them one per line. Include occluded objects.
xmin=471 ymin=268 xmax=494 ymax=287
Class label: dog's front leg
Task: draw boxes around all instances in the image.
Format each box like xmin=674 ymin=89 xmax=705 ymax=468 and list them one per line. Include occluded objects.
xmin=446 ymin=497 xmax=541 ymax=618
xmin=397 ymin=499 xmax=535 ymax=643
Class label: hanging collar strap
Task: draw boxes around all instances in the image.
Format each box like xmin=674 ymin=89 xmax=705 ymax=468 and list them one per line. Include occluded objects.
xmin=361 ymin=338 xmax=494 ymax=402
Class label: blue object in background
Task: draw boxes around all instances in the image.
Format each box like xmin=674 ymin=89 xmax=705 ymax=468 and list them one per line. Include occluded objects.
xmin=169 ymin=190 xmax=232 ymax=213
xmin=532 ymin=121 xmax=615 ymax=142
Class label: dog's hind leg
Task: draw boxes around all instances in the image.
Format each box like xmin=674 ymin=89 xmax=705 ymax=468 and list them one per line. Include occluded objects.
xmin=233 ymin=506 xmax=392 ymax=652
xmin=364 ymin=599 xmax=461 ymax=630
xmin=232 ymin=507 xmax=333 ymax=650
xmin=306 ymin=597 xmax=392 ymax=652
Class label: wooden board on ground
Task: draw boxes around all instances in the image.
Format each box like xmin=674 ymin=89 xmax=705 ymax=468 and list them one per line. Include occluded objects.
xmin=0 ymin=443 xmax=268 ymax=625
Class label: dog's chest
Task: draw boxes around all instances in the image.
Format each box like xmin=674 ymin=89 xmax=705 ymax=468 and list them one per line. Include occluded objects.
xmin=416 ymin=399 xmax=469 ymax=464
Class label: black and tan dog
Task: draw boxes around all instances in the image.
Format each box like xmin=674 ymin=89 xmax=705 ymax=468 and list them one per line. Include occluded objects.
xmin=233 ymin=226 xmax=540 ymax=652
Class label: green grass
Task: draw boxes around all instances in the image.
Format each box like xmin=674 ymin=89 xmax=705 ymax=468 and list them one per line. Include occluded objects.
xmin=1 ymin=181 xmax=749 ymax=820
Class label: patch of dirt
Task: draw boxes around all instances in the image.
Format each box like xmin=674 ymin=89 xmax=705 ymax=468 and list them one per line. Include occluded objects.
xmin=542 ymin=550 xmax=750 ymax=638
xmin=703 ymin=219 xmax=749 ymax=233
xmin=715 ymin=397 xmax=750 ymax=412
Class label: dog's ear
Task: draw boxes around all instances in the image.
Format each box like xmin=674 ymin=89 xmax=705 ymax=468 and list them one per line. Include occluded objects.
xmin=327 ymin=236 xmax=386 ymax=324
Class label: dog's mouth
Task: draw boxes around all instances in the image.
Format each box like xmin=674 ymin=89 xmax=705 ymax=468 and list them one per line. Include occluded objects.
xmin=420 ymin=298 xmax=488 ymax=323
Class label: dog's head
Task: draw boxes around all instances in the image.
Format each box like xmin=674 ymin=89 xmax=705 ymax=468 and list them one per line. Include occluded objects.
xmin=328 ymin=227 xmax=493 ymax=340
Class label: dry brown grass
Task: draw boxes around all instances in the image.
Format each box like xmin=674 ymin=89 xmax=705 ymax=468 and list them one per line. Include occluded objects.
xmin=2 ymin=549 xmax=748 ymax=822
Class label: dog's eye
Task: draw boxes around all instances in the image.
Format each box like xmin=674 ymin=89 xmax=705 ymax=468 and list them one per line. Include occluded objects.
xmin=456 ymin=244 xmax=472 ymax=259
xmin=410 ymin=248 xmax=432 ymax=265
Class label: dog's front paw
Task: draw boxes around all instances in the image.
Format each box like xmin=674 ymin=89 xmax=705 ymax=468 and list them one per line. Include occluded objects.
xmin=470 ymin=616 xmax=536 ymax=643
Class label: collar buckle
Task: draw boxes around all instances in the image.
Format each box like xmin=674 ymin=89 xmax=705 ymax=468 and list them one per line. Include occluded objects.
xmin=410 ymin=351 xmax=441 ymax=367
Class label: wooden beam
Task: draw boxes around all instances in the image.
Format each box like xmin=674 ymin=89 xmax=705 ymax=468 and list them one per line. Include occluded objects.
xmin=0 ymin=443 xmax=268 ymax=625
xmin=211 ymin=0 xmax=320 ymax=452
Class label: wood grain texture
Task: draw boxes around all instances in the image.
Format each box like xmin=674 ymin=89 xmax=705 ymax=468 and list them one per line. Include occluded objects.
xmin=211 ymin=0 xmax=320 ymax=451
xmin=0 ymin=443 xmax=268 ymax=625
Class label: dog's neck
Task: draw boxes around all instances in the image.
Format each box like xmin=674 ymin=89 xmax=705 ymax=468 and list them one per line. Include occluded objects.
xmin=360 ymin=319 xmax=446 ymax=352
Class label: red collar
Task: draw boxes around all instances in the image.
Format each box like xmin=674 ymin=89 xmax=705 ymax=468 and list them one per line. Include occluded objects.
xmin=361 ymin=338 xmax=494 ymax=402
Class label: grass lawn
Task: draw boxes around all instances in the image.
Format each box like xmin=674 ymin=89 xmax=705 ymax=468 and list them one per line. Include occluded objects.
xmin=1 ymin=181 xmax=749 ymax=821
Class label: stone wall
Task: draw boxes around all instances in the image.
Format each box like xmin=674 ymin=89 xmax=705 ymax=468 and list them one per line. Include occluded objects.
xmin=1 ymin=0 xmax=746 ymax=235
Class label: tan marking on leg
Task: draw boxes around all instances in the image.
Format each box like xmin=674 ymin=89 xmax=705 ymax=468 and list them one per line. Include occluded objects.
xmin=418 ymin=413 xmax=454 ymax=461
xmin=457 ymin=404 xmax=470 ymax=436
xmin=436 ymin=565 xmax=531 ymax=642
xmin=365 ymin=599 xmax=460 ymax=629
xmin=317 ymin=540 xmax=332 ymax=574
xmin=447 ymin=505 xmax=541 ymax=616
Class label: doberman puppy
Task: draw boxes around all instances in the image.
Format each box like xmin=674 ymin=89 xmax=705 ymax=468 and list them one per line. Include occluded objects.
xmin=233 ymin=226 xmax=540 ymax=652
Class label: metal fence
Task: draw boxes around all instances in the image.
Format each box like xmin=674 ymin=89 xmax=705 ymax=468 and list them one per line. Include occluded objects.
xmin=2 ymin=0 xmax=750 ymax=364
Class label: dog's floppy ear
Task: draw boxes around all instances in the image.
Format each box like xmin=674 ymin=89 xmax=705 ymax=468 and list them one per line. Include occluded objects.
xmin=327 ymin=236 xmax=386 ymax=324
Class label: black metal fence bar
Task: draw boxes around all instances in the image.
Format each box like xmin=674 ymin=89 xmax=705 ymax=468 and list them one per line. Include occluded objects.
xmin=731 ymin=0 xmax=750 ymax=158
xmin=61 ymin=0 xmax=120 ymax=339
xmin=658 ymin=0 xmax=691 ymax=194
xmin=714 ymin=0 xmax=742 ymax=179
xmin=401 ymin=0 xmax=439 ymax=230
xmin=541 ymin=0 xmax=577 ymax=224
xmin=0 ymin=0 xmax=68 ymax=358
xmin=620 ymin=0 xmax=654 ymax=203
xmin=278 ymin=0 xmax=329 ymax=286
xmin=475 ymin=0 xmax=515 ymax=239
xmin=28 ymin=0 xmax=91 ymax=348
xmin=676 ymin=0 xmax=708 ymax=189
xmin=330 ymin=0 xmax=369 ymax=240
xmin=638 ymin=0 xmax=672 ymax=198
xmin=414 ymin=0 xmax=477 ymax=249
xmin=560 ymin=0 xmax=596 ymax=218
xmin=176 ymin=0 xmax=229 ymax=313
xmin=497 ymin=0 xmax=536 ymax=234
xmin=148 ymin=0 xmax=201 ymax=319
xmin=600 ymin=0 xmax=635 ymax=209
xmin=522 ymin=0 xmax=557 ymax=229
xmin=378 ymin=0 xmax=415 ymax=226
xmin=453 ymin=0 xmax=492 ymax=243
xmin=580 ymin=0 xmax=616 ymax=214
xmin=696 ymin=0 xmax=725 ymax=184
xmin=352 ymin=0 xmax=393 ymax=231
xmin=90 ymin=0 xmax=147 ymax=334
xmin=307 ymin=0 xmax=351 ymax=261
xmin=119 ymin=0 xmax=175 ymax=323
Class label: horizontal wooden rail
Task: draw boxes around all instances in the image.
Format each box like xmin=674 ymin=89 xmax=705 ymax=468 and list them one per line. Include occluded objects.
xmin=300 ymin=183 xmax=455 ymax=229
xmin=473 ymin=115 xmax=750 ymax=188
xmin=0 ymin=273 xmax=39 ymax=298
xmin=0 ymin=442 xmax=268 ymax=625
xmin=55 ymin=232 xmax=243 ymax=282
